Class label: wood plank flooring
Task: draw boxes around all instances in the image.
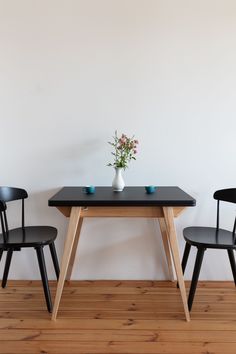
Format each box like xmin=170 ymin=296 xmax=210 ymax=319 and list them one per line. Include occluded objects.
xmin=0 ymin=280 xmax=236 ymax=353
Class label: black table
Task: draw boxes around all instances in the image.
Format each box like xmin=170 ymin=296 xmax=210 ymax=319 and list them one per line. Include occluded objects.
xmin=49 ymin=186 xmax=196 ymax=321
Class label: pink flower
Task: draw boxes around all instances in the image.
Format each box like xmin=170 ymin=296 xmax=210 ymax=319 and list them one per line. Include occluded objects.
xmin=108 ymin=131 xmax=139 ymax=169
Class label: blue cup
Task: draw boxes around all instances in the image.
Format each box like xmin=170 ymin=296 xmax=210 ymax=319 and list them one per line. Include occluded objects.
xmin=145 ymin=185 xmax=156 ymax=194
xmin=84 ymin=185 xmax=96 ymax=194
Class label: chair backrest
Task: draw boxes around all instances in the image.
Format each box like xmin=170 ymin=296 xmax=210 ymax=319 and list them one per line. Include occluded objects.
xmin=0 ymin=187 xmax=28 ymax=242
xmin=214 ymin=189 xmax=236 ymax=204
xmin=213 ymin=188 xmax=236 ymax=237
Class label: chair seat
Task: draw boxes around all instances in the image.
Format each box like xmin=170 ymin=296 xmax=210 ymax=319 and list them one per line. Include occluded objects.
xmin=183 ymin=226 xmax=236 ymax=249
xmin=0 ymin=226 xmax=57 ymax=248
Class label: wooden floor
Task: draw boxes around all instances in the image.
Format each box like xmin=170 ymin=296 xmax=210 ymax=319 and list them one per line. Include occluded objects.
xmin=0 ymin=281 xmax=236 ymax=353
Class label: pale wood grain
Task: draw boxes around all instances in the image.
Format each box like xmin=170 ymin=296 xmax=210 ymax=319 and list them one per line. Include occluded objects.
xmin=0 ymin=281 xmax=236 ymax=353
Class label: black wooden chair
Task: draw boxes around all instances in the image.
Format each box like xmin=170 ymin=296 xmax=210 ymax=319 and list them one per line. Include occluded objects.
xmin=0 ymin=187 xmax=60 ymax=312
xmin=181 ymin=188 xmax=236 ymax=311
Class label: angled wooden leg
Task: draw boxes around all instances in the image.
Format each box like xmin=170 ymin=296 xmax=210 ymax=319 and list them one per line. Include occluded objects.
xmin=52 ymin=207 xmax=82 ymax=321
xmin=163 ymin=207 xmax=190 ymax=322
xmin=66 ymin=217 xmax=84 ymax=281
xmin=158 ymin=218 xmax=175 ymax=281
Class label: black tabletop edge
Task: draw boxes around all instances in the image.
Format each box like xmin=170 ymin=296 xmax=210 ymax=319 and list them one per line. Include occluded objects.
xmin=48 ymin=186 xmax=196 ymax=208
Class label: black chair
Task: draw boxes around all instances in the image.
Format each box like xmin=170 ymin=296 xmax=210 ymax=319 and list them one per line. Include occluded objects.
xmin=0 ymin=187 xmax=60 ymax=312
xmin=181 ymin=188 xmax=236 ymax=311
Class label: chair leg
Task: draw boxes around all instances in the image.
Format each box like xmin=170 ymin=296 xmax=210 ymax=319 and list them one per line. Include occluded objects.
xmin=177 ymin=242 xmax=191 ymax=288
xmin=49 ymin=242 xmax=60 ymax=280
xmin=227 ymin=250 xmax=236 ymax=286
xmin=0 ymin=249 xmax=4 ymax=263
xmin=188 ymin=247 xmax=205 ymax=311
xmin=35 ymin=247 xmax=52 ymax=313
xmin=2 ymin=249 xmax=13 ymax=288
xmin=182 ymin=243 xmax=191 ymax=274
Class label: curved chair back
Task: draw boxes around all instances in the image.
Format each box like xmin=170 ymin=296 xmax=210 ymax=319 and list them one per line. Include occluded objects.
xmin=0 ymin=187 xmax=28 ymax=203
xmin=0 ymin=187 xmax=28 ymax=242
xmin=214 ymin=188 xmax=236 ymax=204
xmin=213 ymin=188 xmax=236 ymax=239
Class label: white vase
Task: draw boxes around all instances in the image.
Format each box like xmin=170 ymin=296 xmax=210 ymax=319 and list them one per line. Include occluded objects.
xmin=112 ymin=167 xmax=125 ymax=192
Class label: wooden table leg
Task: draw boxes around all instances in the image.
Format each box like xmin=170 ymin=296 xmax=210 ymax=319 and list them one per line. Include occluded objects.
xmin=52 ymin=207 xmax=82 ymax=321
xmin=158 ymin=218 xmax=175 ymax=281
xmin=163 ymin=207 xmax=190 ymax=322
xmin=66 ymin=217 xmax=84 ymax=281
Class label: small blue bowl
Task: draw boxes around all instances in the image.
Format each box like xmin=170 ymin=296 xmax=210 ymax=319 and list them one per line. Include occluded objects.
xmin=84 ymin=185 xmax=96 ymax=194
xmin=145 ymin=185 xmax=156 ymax=194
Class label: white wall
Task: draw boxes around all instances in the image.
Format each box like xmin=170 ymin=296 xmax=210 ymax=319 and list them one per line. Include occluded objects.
xmin=0 ymin=0 xmax=235 ymax=280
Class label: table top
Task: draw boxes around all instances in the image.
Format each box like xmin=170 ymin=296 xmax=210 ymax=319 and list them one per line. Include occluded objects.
xmin=48 ymin=186 xmax=196 ymax=207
